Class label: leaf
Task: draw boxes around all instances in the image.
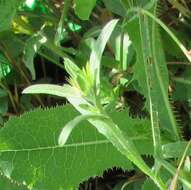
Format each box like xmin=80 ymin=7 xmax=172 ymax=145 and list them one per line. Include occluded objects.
xmin=0 ymin=97 xmax=8 ymax=114
xmin=169 ymin=140 xmax=191 ymax=190
xmin=23 ymin=33 xmax=47 ymax=80
xmin=125 ymin=8 xmax=179 ymax=144
xmin=0 ymin=88 xmax=8 ymax=114
xmin=66 ymin=97 xmax=167 ymax=189
xmin=90 ymin=19 xmax=119 ymax=92
xmin=74 ymin=0 xmax=96 ymax=20
xmin=0 ymin=174 xmax=28 ymax=190
xmin=0 ymin=53 xmax=11 ymax=79
xmin=141 ymin=178 xmax=158 ymax=190
xmin=64 ymin=58 xmax=81 ymax=80
xmin=0 ymin=105 xmax=136 ymax=190
xmin=183 ymin=157 xmax=191 ymax=190
xmin=23 ymin=84 xmax=81 ymax=98
xmin=58 ymin=114 xmax=106 ymax=146
xmin=0 ymin=115 xmax=3 ymax=126
xmin=54 ymin=0 xmax=70 ymax=46
xmin=142 ymin=9 xmax=191 ymax=63
xmin=24 ymin=57 xmax=167 ymax=189
xmin=102 ymin=0 xmax=126 ymax=17
xmin=0 ymin=0 xmax=23 ymax=31
xmin=162 ymin=142 xmax=191 ymax=158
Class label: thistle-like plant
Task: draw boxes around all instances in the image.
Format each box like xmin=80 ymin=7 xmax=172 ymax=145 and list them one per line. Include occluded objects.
xmin=23 ymin=19 xmax=168 ymax=189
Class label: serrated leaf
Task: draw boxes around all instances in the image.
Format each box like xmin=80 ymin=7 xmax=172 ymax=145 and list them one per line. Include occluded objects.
xmin=0 ymin=105 xmax=136 ymax=190
xmin=125 ymin=8 xmax=179 ymax=147
xmin=0 ymin=174 xmax=28 ymax=190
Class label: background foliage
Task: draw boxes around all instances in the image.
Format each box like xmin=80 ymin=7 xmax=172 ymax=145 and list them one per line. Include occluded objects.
xmin=1 ymin=0 xmax=191 ymax=189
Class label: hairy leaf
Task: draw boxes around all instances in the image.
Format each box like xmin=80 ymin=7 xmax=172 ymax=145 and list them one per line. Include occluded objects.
xmin=0 ymin=175 xmax=28 ymax=190
xmin=125 ymin=8 xmax=179 ymax=143
xmin=0 ymin=105 xmax=142 ymax=190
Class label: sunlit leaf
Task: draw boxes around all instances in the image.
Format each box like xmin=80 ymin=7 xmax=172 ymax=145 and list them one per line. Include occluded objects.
xmin=23 ymin=33 xmax=47 ymax=80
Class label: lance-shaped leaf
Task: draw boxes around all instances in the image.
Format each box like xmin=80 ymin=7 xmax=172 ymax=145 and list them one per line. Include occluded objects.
xmin=58 ymin=114 xmax=107 ymax=146
xmin=90 ymin=19 xmax=119 ymax=93
xmin=125 ymin=10 xmax=179 ymax=142
xmin=23 ymin=84 xmax=81 ymax=98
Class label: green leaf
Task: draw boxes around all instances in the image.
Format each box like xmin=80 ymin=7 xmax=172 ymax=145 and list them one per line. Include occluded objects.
xmin=0 ymin=115 xmax=3 ymax=126
xmin=74 ymin=0 xmax=96 ymax=20
xmin=54 ymin=0 xmax=70 ymax=46
xmin=141 ymin=179 xmax=158 ymax=190
xmin=183 ymin=157 xmax=191 ymax=190
xmin=23 ymin=33 xmax=47 ymax=80
xmin=0 ymin=53 xmax=11 ymax=79
xmin=58 ymin=114 xmax=106 ymax=146
xmin=23 ymin=84 xmax=81 ymax=98
xmin=142 ymin=9 xmax=191 ymax=63
xmin=0 ymin=88 xmax=8 ymax=114
xmin=64 ymin=58 xmax=81 ymax=80
xmin=0 ymin=0 xmax=23 ymax=31
xmin=90 ymin=19 xmax=119 ymax=92
xmin=102 ymin=0 xmax=126 ymax=17
xmin=0 ymin=175 xmax=28 ymax=190
xmin=125 ymin=8 xmax=179 ymax=144
xmin=25 ymin=0 xmax=36 ymax=10
xmin=66 ymin=95 xmax=167 ymax=189
xmin=162 ymin=142 xmax=191 ymax=158
xmin=0 ymin=105 xmax=134 ymax=189
xmin=0 ymin=97 xmax=8 ymax=114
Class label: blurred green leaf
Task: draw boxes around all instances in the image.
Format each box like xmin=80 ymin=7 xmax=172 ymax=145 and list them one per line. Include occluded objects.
xmin=141 ymin=179 xmax=158 ymax=190
xmin=74 ymin=0 xmax=97 ymax=20
xmin=25 ymin=0 xmax=36 ymax=10
xmin=68 ymin=22 xmax=81 ymax=32
xmin=0 ymin=88 xmax=8 ymax=115
xmin=0 ymin=0 xmax=23 ymax=31
xmin=0 ymin=54 xmax=11 ymax=79
xmin=102 ymin=0 xmax=126 ymax=17
xmin=23 ymin=32 xmax=47 ymax=80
